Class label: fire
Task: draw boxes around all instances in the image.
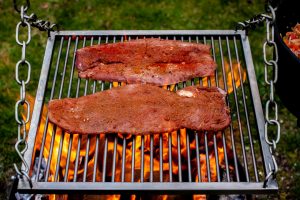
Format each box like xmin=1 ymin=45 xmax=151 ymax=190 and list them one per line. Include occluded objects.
xmin=23 ymin=60 xmax=245 ymax=200
xmin=202 ymin=60 xmax=246 ymax=94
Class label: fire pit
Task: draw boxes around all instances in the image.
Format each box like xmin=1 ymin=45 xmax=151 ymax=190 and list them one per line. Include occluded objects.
xmin=274 ymin=0 xmax=300 ymax=124
xmin=14 ymin=30 xmax=278 ymax=199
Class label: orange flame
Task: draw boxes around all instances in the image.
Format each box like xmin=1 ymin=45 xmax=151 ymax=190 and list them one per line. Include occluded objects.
xmin=203 ymin=60 xmax=246 ymax=94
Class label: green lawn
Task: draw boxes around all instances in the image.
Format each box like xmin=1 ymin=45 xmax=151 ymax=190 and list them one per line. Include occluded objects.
xmin=0 ymin=0 xmax=299 ymax=199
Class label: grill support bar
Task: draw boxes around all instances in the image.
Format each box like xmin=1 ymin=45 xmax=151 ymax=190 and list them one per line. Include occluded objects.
xmin=239 ymin=33 xmax=276 ymax=185
xmin=17 ymin=181 xmax=277 ymax=194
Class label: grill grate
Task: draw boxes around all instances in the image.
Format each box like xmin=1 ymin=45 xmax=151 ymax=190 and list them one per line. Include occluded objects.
xmin=19 ymin=30 xmax=278 ymax=194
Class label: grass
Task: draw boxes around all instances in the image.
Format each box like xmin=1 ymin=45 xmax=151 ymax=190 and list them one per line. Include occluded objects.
xmin=0 ymin=0 xmax=299 ymax=199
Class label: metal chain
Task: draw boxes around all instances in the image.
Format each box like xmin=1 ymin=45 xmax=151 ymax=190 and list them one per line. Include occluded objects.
xmin=14 ymin=3 xmax=32 ymax=187
xmin=13 ymin=0 xmax=58 ymax=35
xmin=236 ymin=4 xmax=280 ymax=187
xmin=24 ymin=13 xmax=59 ymax=36
xmin=262 ymin=5 xmax=280 ymax=186
xmin=13 ymin=0 xmax=58 ymax=188
xmin=236 ymin=14 xmax=271 ymax=35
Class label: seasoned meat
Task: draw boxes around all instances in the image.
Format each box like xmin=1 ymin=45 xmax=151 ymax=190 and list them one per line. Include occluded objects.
xmin=48 ymin=84 xmax=231 ymax=135
xmin=75 ymin=38 xmax=216 ymax=86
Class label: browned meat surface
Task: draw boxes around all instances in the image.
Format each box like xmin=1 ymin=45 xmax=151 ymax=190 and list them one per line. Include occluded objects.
xmin=75 ymin=38 xmax=216 ymax=86
xmin=48 ymin=84 xmax=230 ymax=135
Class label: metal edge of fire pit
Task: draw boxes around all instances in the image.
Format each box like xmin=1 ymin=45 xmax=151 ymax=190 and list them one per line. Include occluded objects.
xmin=19 ymin=30 xmax=278 ymax=194
xmin=18 ymin=182 xmax=278 ymax=195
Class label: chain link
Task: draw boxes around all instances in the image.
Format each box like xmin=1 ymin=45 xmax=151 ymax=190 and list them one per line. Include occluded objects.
xmin=265 ymin=100 xmax=278 ymax=121
xmin=237 ymin=4 xmax=281 ymax=187
xmin=16 ymin=21 xmax=31 ymax=45
xmin=265 ymin=119 xmax=281 ymax=145
xmin=264 ymin=61 xmax=278 ymax=85
xmin=15 ymin=60 xmax=31 ymax=85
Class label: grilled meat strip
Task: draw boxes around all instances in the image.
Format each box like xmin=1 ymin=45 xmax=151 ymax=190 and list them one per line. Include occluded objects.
xmin=48 ymin=84 xmax=230 ymax=135
xmin=75 ymin=38 xmax=216 ymax=86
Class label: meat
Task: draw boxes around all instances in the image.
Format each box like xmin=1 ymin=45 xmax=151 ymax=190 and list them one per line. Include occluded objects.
xmin=48 ymin=84 xmax=230 ymax=135
xmin=75 ymin=38 xmax=216 ymax=86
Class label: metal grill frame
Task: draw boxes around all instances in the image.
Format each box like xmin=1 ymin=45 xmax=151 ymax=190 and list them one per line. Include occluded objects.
xmin=18 ymin=30 xmax=278 ymax=194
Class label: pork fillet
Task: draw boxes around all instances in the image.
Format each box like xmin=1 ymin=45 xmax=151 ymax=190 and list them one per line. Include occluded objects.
xmin=48 ymin=84 xmax=231 ymax=135
xmin=75 ymin=38 xmax=216 ymax=86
